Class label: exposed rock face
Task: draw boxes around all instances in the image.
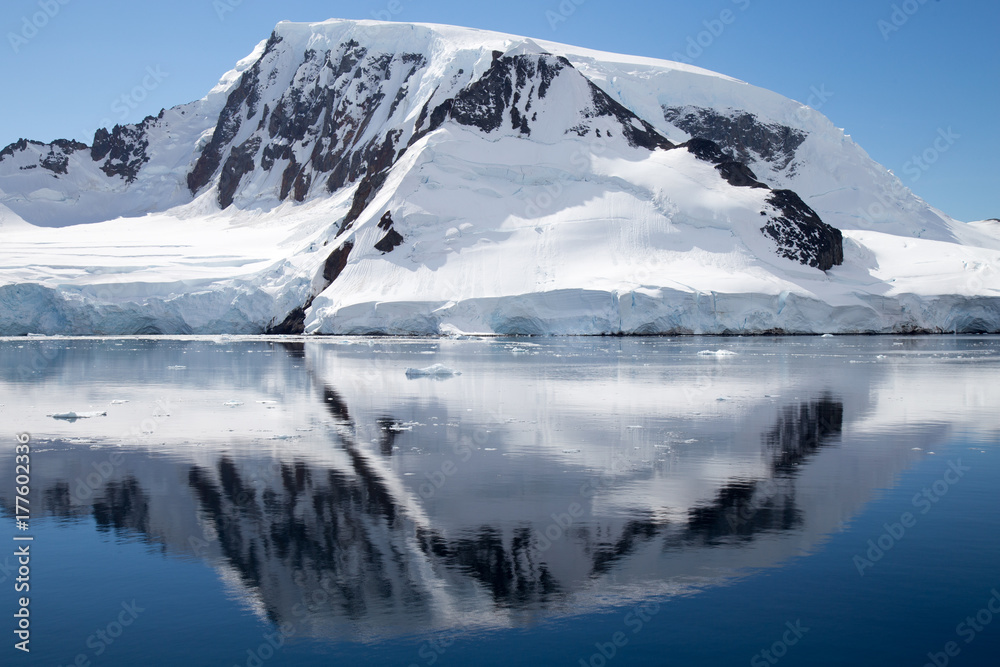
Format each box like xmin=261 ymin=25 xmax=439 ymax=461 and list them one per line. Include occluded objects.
xmin=266 ymin=300 xmax=311 ymax=335
xmin=91 ymin=117 xmax=155 ymax=182
xmin=681 ymin=137 xmax=842 ymax=268
xmin=374 ymin=228 xmax=404 ymax=253
xmin=187 ymin=35 xmax=277 ymax=197
xmin=438 ymin=51 xmax=561 ymax=136
xmin=42 ymin=139 xmax=89 ymax=175
xmin=267 ymin=239 xmax=356 ymax=335
xmin=0 ymin=138 xmax=88 ymax=176
xmin=188 ymin=33 xmax=428 ymax=210
xmin=218 ymin=137 xmax=261 ymax=209
xmin=763 ymin=189 xmax=844 ymax=271
xmin=0 ymin=138 xmax=40 ymax=160
xmin=716 ymin=161 xmax=768 ymax=189
xmin=322 ymin=241 xmax=354 ymax=285
xmin=664 ymin=106 xmax=807 ymax=172
xmin=582 ymin=80 xmax=674 ymax=151
xmin=680 ymin=137 xmax=731 ymax=163
xmin=373 ymin=210 xmax=404 ymax=254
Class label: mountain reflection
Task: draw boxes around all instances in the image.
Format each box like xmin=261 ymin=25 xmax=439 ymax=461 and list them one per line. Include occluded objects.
xmin=684 ymin=396 xmax=844 ymax=546
xmin=2 ymin=336 xmax=971 ymax=640
xmin=26 ymin=389 xmax=845 ymax=636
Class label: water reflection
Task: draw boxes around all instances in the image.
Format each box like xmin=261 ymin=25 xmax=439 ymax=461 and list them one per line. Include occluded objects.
xmin=1 ymin=336 xmax=998 ymax=641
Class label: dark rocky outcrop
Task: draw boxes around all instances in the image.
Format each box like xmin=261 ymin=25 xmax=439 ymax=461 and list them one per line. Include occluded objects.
xmin=322 ymin=241 xmax=354 ymax=284
xmin=0 ymin=138 xmax=44 ymax=160
xmin=218 ymin=137 xmax=261 ymax=209
xmin=0 ymin=138 xmax=89 ymax=176
xmin=680 ymin=138 xmax=840 ymax=269
xmin=419 ymin=51 xmax=672 ymax=151
xmin=91 ymin=118 xmax=156 ymax=182
xmin=187 ymin=34 xmax=280 ymax=198
xmin=267 ymin=240 xmax=356 ymax=335
xmin=664 ymin=106 xmax=806 ymax=171
xmin=680 ymin=137 xmax=731 ymax=163
xmin=763 ymin=189 xmax=844 ymax=271
xmin=373 ymin=211 xmax=403 ymax=253
xmin=716 ymin=161 xmax=768 ymax=189
xmin=374 ymin=229 xmax=403 ymax=253
xmin=583 ymin=81 xmax=673 ymax=150
xmin=188 ymin=35 xmax=427 ymax=211
xmin=266 ymin=298 xmax=312 ymax=335
xmin=681 ymin=138 xmax=766 ymax=188
xmin=40 ymin=139 xmax=88 ymax=175
xmin=440 ymin=51 xmax=565 ymax=136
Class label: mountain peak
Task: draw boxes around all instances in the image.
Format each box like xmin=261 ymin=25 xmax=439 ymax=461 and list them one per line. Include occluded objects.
xmin=1 ymin=19 xmax=997 ymax=336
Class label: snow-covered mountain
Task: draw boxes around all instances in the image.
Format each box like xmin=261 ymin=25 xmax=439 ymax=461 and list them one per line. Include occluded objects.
xmin=1 ymin=19 xmax=998 ymax=335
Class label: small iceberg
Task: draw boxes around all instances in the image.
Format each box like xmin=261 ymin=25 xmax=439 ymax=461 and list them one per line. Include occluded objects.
xmin=223 ymin=400 xmax=244 ymax=408
xmin=697 ymin=350 xmax=737 ymax=357
xmin=405 ymin=364 xmax=462 ymax=378
xmin=49 ymin=411 xmax=107 ymax=422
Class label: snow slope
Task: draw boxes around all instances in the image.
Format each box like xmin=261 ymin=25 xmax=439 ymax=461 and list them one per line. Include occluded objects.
xmin=0 ymin=19 xmax=997 ymax=335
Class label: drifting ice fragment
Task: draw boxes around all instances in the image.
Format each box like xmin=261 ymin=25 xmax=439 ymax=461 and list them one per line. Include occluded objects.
xmin=223 ymin=400 xmax=244 ymax=407
xmin=404 ymin=364 xmax=462 ymax=378
xmin=49 ymin=411 xmax=107 ymax=421
xmin=697 ymin=350 xmax=737 ymax=357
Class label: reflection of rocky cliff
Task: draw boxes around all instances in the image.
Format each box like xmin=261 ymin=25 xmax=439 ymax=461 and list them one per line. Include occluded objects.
xmin=4 ymin=336 xmax=989 ymax=640
xmin=10 ymin=389 xmax=844 ymax=638
xmin=682 ymin=396 xmax=843 ymax=547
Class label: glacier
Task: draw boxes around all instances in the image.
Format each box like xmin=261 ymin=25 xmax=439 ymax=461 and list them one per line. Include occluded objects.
xmin=1 ymin=18 xmax=998 ymax=335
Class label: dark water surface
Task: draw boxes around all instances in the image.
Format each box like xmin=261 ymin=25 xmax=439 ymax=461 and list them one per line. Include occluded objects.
xmin=1 ymin=335 xmax=998 ymax=666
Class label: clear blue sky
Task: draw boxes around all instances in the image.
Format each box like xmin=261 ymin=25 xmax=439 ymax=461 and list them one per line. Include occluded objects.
xmin=1 ymin=0 xmax=996 ymax=221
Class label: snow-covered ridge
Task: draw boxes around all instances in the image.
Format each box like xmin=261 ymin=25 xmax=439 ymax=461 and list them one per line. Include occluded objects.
xmin=0 ymin=19 xmax=997 ymax=335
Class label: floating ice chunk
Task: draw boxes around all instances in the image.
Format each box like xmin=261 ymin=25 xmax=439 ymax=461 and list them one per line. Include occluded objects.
xmin=697 ymin=350 xmax=737 ymax=357
xmin=256 ymin=400 xmax=278 ymax=405
xmin=821 ymin=334 xmax=835 ymax=338
xmin=110 ymin=400 xmax=129 ymax=405
xmin=404 ymin=364 xmax=462 ymax=378
xmin=562 ymin=449 xmax=581 ymax=454
xmin=167 ymin=365 xmax=187 ymax=370
xmin=223 ymin=400 xmax=244 ymax=407
xmin=49 ymin=411 xmax=107 ymax=421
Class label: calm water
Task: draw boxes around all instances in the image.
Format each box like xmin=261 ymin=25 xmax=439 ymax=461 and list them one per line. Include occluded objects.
xmin=1 ymin=336 xmax=998 ymax=666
